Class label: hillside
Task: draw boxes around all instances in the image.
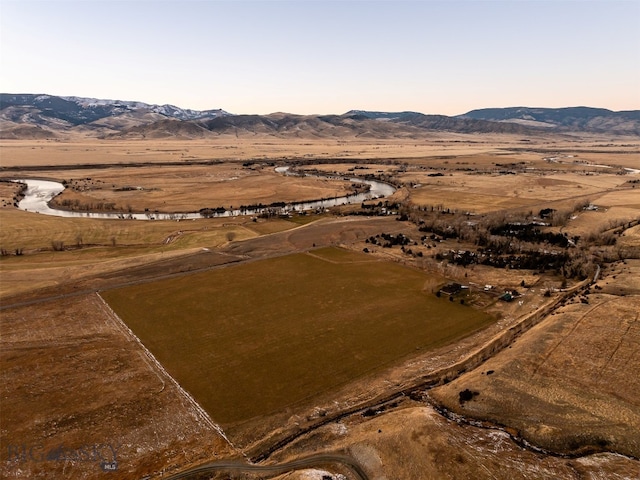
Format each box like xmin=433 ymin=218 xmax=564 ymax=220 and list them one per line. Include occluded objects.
xmin=460 ymin=106 xmax=640 ymax=135
xmin=2 ymin=93 xmax=639 ymax=139
xmin=0 ymin=94 xmax=228 ymax=139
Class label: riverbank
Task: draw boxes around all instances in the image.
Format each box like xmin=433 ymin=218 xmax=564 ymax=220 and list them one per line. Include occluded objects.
xmin=10 ymin=168 xmax=395 ymax=220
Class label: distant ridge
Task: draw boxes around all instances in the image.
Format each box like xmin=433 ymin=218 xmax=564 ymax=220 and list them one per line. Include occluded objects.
xmin=342 ymin=111 xmax=533 ymax=134
xmin=459 ymin=106 xmax=640 ymax=135
xmin=0 ymin=93 xmax=228 ymax=125
xmin=1 ymin=93 xmax=638 ymax=139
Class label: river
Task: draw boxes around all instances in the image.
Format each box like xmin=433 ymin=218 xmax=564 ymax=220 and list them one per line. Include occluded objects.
xmin=13 ymin=168 xmax=396 ymax=220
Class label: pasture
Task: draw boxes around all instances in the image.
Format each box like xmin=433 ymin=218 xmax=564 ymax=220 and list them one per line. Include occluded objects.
xmin=430 ymin=285 xmax=640 ymax=458
xmin=402 ymin=170 xmax=637 ymax=215
xmin=0 ymin=136 xmax=540 ymax=167
xmin=0 ymin=207 xmax=263 ymax=299
xmin=102 ymin=247 xmax=494 ymax=426
xmin=32 ymin=163 xmax=354 ymax=213
xmin=0 ymin=294 xmax=234 ymax=480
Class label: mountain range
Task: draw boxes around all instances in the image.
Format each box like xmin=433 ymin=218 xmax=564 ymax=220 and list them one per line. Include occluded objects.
xmin=1 ymin=93 xmax=639 ymax=140
xmin=462 ymin=107 xmax=640 ymax=133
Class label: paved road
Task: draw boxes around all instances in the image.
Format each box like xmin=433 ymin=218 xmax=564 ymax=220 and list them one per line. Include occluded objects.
xmin=163 ymin=454 xmax=369 ymax=480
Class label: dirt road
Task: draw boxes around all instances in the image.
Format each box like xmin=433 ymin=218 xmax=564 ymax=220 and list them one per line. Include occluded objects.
xmin=164 ymin=454 xmax=369 ymax=480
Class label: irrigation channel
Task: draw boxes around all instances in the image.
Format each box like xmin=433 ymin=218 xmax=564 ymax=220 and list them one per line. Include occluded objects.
xmin=13 ymin=167 xmax=396 ymax=220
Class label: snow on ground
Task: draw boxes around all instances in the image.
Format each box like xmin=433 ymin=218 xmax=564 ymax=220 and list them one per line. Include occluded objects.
xmin=298 ymin=470 xmax=347 ymax=480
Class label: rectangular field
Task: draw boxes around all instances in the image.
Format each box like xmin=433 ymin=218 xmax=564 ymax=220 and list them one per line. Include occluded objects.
xmin=102 ymin=248 xmax=494 ymax=425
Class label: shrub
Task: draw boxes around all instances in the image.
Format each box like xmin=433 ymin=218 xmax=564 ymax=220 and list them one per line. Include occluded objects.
xmin=458 ymin=389 xmax=479 ymax=404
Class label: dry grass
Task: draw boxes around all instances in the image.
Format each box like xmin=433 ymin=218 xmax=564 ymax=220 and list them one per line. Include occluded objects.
xmin=619 ymin=224 xmax=640 ymax=249
xmin=271 ymin=406 xmax=640 ymax=480
xmin=0 ymin=208 xmax=294 ymax=298
xmin=0 ymin=203 xmax=274 ymax=253
xmin=3 ymin=134 xmax=636 ymax=168
xmin=0 ymin=294 xmax=235 ymax=479
xmin=0 ymin=247 xmax=213 ymax=298
xmin=20 ymin=163 xmax=353 ymax=213
xmin=2 ymin=136 xmax=640 ymax=477
xmin=0 ymin=137 xmax=522 ymax=167
xmin=560 ymin=187 xmax=640 ymax=237
xmin=404 ymin=171 xmax=634 ymax=214
xmin=429 ymin=274 xmax=640 ymax=458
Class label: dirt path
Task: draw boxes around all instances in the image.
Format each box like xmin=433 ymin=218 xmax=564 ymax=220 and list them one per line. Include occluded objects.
xmin=531 ymin=297 xmax=614 ymax=377
xmin=164 ymin=454 xmax=369 ymax=480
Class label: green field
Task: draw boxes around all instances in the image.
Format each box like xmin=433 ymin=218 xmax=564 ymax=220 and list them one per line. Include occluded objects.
xmin=102 ymin=248 xmax=494 ymax=425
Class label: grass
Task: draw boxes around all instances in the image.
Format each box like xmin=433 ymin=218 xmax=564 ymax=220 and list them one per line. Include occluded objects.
xmin=0 ymin=208 xmax=269 ymax=298
xmin=308 ymin=245 xmax=377 ymax=262
xmin=402 ymin=171 xmax=626 ymax=214
xmin=429 ymin=290 xmax=640 ymax=458
xmin=39 ymin=164 xmax=354 ymax=213
xmin=102 ymin=248 xmax=494 ymax=425
xmin=0 ymin=208 xmax=260 ymax=252
xmin=0 ymin=137 xmax=543 ymax=168
xmin=0 ymin=295 xmax=233 ymax=480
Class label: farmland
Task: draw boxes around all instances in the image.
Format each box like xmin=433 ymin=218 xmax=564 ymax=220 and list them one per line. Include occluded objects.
xmin=2 ymin=133 xmax=640 ymax=479
xmin=101 ymin=248 xmax=493 ymax=429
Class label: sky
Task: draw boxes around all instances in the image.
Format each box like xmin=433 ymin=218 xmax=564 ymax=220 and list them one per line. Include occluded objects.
xmin=1 ymin=0 xmax=639 ymax=115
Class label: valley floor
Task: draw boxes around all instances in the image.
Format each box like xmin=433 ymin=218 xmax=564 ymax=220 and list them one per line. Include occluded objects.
xmin=1 ymin=136 xmax=639 ymax=479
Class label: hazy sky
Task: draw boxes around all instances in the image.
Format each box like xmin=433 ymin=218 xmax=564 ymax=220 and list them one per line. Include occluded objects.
xmin=1 ymin=0 xmax=639 ymax=115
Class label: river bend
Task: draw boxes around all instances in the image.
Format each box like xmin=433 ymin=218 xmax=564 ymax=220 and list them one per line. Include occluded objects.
xmin=13 ymin=168 xmax=396 ymax=220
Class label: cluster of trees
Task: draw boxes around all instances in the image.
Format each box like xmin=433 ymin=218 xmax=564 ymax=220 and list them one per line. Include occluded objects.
xmin=350 ymin=200 xmax=402 ymax=217
xmin=0 ymin=180 xmax=28 ymax=208
xmin=236 ymin=196 xmax=337 ymax=214
xmin=238 ymin=201 xmax=286 ymax=211
xmin=51 ymin=240 xmax=65 ymax=251
xmin=62 ymin=177 xmax=107 ymax=191
xmin=13 ymin=182 xmax=27 ymax=207
xmin=459 ymin=388 xmax=480 ymax=404
xmin=54 ymin=198 xmax=117 ymax=211
xmin=488 ymin=223 xmax=576 ymax=247
xmin=199 ymin=207 xmax=227 ymax=217
xmin=438 ymin=249 xmax=573 ymax=273
xmin=395 ymin=199 xmax=613 ymax=279
xmin=366 ymin=232 xmax=413 ymax=249
xmin=285 ymin=163 xmax=401 ymax=190
xmin=242 ymin=161 xmax=276 ymax=168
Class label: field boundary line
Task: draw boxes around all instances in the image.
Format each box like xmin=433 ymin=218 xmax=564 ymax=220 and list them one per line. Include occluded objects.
xmin=93 ymin=292 xmax=236 ymax=450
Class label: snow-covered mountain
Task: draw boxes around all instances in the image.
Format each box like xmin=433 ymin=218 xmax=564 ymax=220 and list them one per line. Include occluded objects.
xmin=0 ymin=93 xmax=229 ymax=126
xmin=61 ymin=96 xmax=229 ymax=121
xmin=2 ymin=93 xmax=639 ymax=139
